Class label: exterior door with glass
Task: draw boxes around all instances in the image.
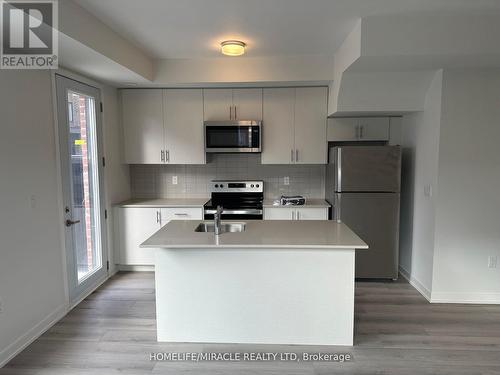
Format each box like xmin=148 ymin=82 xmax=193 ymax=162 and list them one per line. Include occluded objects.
xmin=55 ymin=75 xmax=107 ymax=303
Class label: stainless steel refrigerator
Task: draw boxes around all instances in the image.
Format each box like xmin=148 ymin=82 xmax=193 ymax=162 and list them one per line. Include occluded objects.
xmin=325 ymin=145 xmax=401 ymax=279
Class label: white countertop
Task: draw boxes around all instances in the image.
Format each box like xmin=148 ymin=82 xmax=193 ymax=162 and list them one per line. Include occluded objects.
xmin=141 ymin=220 xmax=368 ymax=249
xmin=115 ymin=198 xmax=208 ymax=208
xmin=263 ymin=198 xmax=331 ymax=208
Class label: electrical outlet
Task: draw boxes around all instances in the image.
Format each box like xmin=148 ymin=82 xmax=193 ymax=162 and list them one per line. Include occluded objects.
xmin=488 ymin=256 xmax=498 ymax=269
xmin=283 ymin=176 xmax=290 ymax=186
xmin=424 ymin=185 xmax=432 ymax=197
xmin=30 ymin=194 xmax=37 ymax=209
xmin=172 ymin=176 xmax=178 ymax=185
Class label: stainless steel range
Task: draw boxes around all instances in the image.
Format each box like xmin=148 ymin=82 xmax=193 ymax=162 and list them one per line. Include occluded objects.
xmin=203 ymin=180 xmax=264 ymax=220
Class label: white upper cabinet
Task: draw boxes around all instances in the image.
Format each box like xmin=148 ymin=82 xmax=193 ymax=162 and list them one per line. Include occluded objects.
xmin=203 ymin=89 xmax=233 ymax=120
xmin=328 ymin=117 xmax=390 ymax=142
xmin=203 ymin=88 xmax=262 ymax=121
xmin=232 ymin=89 xmax=263 ymax=120
xmin=122 ymin=89 xmax=164 ymax=164
xmin=294 ymin=87 xmax=328 ymax=164
xmin=261 ymin=88 xmax=295 ymax=164
xmin=122 ymin=89 xmax=205 ymax=164
xmin=327 ymin=117 xmax=358 ymax=142
xmin=357 ymin=117 xmax=390 ymax=141
xmin=163 ymin=89 xmax=205 ymax=164
xmin=262 ymin=87 xmax=328 ymax=165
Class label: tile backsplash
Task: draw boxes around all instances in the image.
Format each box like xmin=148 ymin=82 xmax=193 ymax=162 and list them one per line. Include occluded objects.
xmin=130 ymin=154 xmax=325 ymax=200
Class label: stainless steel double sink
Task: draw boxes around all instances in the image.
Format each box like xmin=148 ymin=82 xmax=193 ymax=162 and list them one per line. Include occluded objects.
xmin=194 ymin=222 xmax=246 ymax=233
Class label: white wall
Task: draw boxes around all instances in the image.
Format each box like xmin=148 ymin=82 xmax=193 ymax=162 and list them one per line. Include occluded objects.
xmin=399 ymin=70 xmax=443 ymax=299
xmin=152 ymin=55 xmax=333 ymax=87
xmin=0 ymin=71 xmax=67 ymax=365
xmin=0 ymin=70 xmax=129 ymax=366
xmin=431 ymin=69 xmax=500 ymax=303
xmin=59 ymin=0 xmax=154 ymax=80
xmin=101 ymin=86 xmax=131 ymax=273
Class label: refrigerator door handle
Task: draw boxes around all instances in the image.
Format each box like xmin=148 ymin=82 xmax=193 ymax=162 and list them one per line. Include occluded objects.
xmin=334 ymin=193 xmax=342 ymax=223
xmin=336 ymin=148 xmax=342 ymax=192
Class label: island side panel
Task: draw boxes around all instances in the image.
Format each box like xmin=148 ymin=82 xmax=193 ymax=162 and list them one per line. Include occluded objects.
xmin=155 ymin=247 xmax=355 ymax=346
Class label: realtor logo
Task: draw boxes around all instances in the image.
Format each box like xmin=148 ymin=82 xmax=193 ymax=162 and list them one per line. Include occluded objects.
xmin=1 ymin=0 xmax=58 ymax=69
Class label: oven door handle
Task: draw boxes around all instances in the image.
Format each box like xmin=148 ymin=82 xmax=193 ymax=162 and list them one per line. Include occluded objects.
xmin=204 ymin=209 xmax=263 ymax=215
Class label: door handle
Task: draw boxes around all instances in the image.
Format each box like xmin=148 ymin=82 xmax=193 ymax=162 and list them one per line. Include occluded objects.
xmin=296 ymin=210 xmax=300 ymax=220
xmin=360 ymin=125 xmax=364 ymax=139
xmin=291 ymin=210 xmax=295 ymax=220
xmin=166 ymin=150 xmax=170 ymax=163
xmin=295 ymin=149 xmax=299 ymax=162
xmin=229 ymin=106 xmax=232 ymax=120
xmin=161 ymin=150 xmax=165 ymax=162
xmin=234 ymin=105 xmax=237 ymax=120
xmin=291 ymin=149 xmax=294 ymax=163
xmin=65 ymin=219 xmax=80 ymax=227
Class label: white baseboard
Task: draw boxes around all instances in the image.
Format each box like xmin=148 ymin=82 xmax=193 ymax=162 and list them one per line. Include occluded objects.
xmin=0 ymin=269 xmax=117 ymax=368
xmin=431 ymin=292 xmax=500 ymax=304
xmin=399 ymin=266 xmax=431 ymax=302
xmin=118 ymin=264 xmax=154 ymax=272
xmin=0 ymin=303 xmax=68 ymax=368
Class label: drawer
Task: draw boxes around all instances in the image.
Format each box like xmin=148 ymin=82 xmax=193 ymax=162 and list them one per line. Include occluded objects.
xmin=161 ymin=207 xmax=203 ymax=224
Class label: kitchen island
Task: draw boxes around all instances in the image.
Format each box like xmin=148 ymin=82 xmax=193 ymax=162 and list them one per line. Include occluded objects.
xmin=141 ymin=220 xmax=368 ymax=346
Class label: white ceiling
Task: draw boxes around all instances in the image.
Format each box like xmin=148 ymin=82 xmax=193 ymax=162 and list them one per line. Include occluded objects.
xmin=74 ymin=0 xmax=500 ymax=59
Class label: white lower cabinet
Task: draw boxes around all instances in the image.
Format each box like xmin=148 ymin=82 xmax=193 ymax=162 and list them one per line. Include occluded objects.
xmin=264 ymin=207 xmax=295 ymax=220
xmin=295 ymin=207 xmax=328 ymax=220
xmin=264 ymin=207 xmax=328 ymax=220
xmin=116 ymin=206 xmax=203 ymax=266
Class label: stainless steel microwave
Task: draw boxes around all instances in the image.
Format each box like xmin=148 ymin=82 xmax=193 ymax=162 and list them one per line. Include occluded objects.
xmin=204 ymin=120 xmax=262 ymax=153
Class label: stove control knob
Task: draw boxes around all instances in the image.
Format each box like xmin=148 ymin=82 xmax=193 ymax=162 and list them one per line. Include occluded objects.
xmin=215 ymin=184 xmax=219 ymax=188
xmin=256 ymin=184 xmax=260 ymax=188
xmin=220 ymin=184 xmax=224 ymax=188
xmin=251 ymin=184 xmax=254 ymax=188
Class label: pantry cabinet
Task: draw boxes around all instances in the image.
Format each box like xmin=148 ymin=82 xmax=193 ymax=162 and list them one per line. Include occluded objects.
xmin=262 ymin=87 xmax=327 ymax=165
xmin=203 ymin=88 xmax=262 ymax=121
xmin=327 ymin=117 xmax=390 ymax=142
xmin=121 ymin=89 xmax=205 ymax=164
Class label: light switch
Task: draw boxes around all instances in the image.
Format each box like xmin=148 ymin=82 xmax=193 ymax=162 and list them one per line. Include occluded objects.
xmin=172 ymin=176 xmax=178 ymax=185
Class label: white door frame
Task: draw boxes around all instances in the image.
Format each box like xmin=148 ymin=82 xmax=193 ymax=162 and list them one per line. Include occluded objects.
xmin=54 ymin=73 xmax=108 ymax=304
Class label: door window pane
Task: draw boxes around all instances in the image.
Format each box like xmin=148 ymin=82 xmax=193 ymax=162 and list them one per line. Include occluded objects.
xmin=67 ymin=91 xmax=102 ymax=282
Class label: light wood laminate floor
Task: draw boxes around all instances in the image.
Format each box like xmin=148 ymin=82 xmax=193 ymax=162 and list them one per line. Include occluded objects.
xmin=2 ymin=272 xmax=500 ymax=374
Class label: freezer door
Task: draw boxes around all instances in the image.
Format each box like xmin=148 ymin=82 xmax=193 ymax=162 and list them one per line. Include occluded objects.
xmin=335 ymin=146 xmax=401 ymax=193
xmin=334 ymin=192 xmax=400 ymax=279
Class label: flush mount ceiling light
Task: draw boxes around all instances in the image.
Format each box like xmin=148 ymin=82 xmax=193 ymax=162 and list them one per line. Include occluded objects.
xmin=221 ymin=40 xmax=246 ymax=56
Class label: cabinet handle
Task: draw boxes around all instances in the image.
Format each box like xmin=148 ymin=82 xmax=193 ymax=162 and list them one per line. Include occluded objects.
xmin=360 ymin=125 xmax=364 ymax=139
xmin=292 ymin=210 xmax=295 ymax=220
xmin=234 ymin=105 xmax=237 ymax=120
xmin=156 ymin=211 xmax=160 ymax=224
xmin=295 ymin=149 xmax=299 ymax=162
xmin=291 ymin=149 xmax=294 ymax=162
xmin=174 ymin=213 xmax=188 ymax=216
xmin=229 ymin=106 xmax=232 ymax=120
xmin=161 ymin=150 xmax=164 ymax=162
xmin=296 ymin=210 xmax=300 ymax=220
xmin=166 ymin=150 xmax=170 ymax=163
